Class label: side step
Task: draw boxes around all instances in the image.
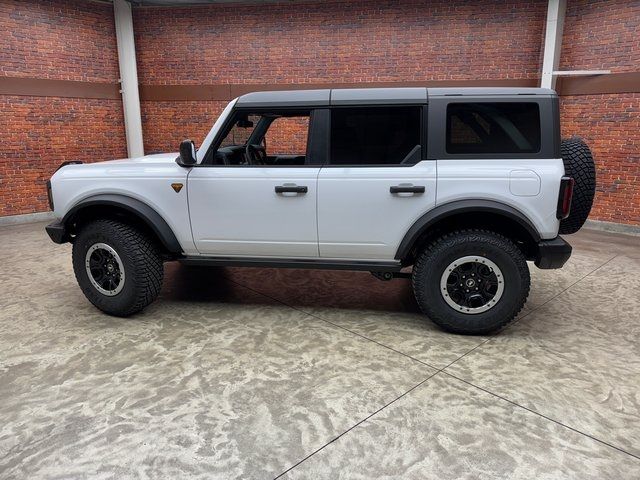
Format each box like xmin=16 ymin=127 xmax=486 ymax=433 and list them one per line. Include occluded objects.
xmin=180 ymin=256 xmax=403 ymax=272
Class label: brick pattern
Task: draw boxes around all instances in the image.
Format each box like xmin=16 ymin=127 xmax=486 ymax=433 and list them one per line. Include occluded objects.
xmin=133 ymin=0 xmax=547 ymax=86
xmin=0 ymin=0 xmax=125 ymax=216
xmin=0 ymin=96 xmax=126 ymax=215
xmin=140 ymin=101 xmax=227 ymax=154
xmin=0 ymin=0 xmax=120 ymax=82
xmin=560 ymin=0 xmax=640 ymax=74
xmin=561 ymin=94 xmax=640 ymax=225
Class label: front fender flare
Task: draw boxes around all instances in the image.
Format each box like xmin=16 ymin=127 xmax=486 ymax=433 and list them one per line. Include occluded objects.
xmin=395 ymin=199 xmax=542 ymax=261
xmin=62 ymin=194 xmax=183 ymax=254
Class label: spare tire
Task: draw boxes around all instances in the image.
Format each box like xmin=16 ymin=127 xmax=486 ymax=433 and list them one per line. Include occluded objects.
xmin=559 ymin=137 xmax=596 ymax=234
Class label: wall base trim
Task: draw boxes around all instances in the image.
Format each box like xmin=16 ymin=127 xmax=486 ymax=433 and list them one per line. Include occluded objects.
xmin=583 ymin=219 xmax=640 ymax=237
xmin=0 ymin=211 xmax=55 ymax=227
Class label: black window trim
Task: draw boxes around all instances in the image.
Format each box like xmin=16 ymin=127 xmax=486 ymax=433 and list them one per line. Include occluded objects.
xmin=322 ymin=104 xmax=429 ymax=168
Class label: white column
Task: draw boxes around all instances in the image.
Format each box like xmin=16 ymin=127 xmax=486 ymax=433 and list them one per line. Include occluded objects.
xmin=114 ymin=0 xmax=144 ymax=158
xmin=541 ymin=0 xmax=567 ymax=89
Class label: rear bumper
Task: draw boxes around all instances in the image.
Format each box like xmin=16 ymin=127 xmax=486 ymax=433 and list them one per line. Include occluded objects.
xmin=45 ymin=221 xmax=68 ymax=244
xmin=535 ymin=236 xmax=572 ymax=269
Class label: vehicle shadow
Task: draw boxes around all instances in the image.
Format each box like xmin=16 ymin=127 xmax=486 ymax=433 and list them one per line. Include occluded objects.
xmin=160 ymin=262 xmax=421 ymax=315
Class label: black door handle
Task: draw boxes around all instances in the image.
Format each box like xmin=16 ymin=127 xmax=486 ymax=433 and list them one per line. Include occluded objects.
xmin=390 ymin=185 xmax=425 ymax=194
xmin=275 ymin=185 xmax=308 ymax=194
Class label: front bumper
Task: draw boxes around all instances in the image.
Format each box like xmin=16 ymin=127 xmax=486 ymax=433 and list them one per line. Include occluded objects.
xmin=45 ymin=221 xmax=68 ymax=244
xmin=535 ymin=236 xmax=572 ymax=269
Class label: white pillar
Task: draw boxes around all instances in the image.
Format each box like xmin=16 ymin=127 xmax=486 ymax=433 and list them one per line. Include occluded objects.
xmin=114 ymin=0 xmax=144 ymax=158
xmin=541 ymin=0 xmax=567 ymax=89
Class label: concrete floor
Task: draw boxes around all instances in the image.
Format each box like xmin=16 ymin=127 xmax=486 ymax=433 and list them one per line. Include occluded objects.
xmin=0 ymin=222 xmax=639 ymax=479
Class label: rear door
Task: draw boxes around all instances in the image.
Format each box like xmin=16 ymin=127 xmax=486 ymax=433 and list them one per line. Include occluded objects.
xmin=317 ymin=106 xmax=437 ymax=260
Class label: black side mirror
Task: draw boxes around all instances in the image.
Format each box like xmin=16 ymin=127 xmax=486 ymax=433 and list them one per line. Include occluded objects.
xmin=177 ymin=139 xmax=197 ymax=167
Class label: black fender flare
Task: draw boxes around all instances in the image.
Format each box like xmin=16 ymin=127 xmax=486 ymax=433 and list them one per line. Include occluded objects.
xmin=394 ymin=199 xmax=542 ymax=261
xmin=62 ymin=194 xmax=183 ymax=254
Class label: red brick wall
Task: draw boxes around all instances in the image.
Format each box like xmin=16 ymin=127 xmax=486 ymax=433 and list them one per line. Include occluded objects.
xmin=133 ymin=0 xmax=547 ymax=153
xmin=560 ymin=0 xmax=640 ymax=74
xmin=0 ymin=0 xmax=125 ymax=216
xmin=140 ymin=101 xmax=227 ymax=154
xmin=559 ymin=0 xmax=640 ymax=225
xmin=560 ymin=95 xmax=640 ymax=225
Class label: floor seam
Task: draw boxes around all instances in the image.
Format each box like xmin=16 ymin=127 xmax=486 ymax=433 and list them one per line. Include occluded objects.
xmin=436 ymin=254 xmax=640 ymax=463
xmin=222 ymin=273 xmax=440 ymax=371
xmin=511 ymin=254 xmax=619 ymax=325
xmin=223 ymin=254 xmax=620 ymax=379
xmin=440 ymin=254 xmax=620 ymax=372
xmin=441 ymin=370 xmax=640 ymax=462
xmin=222 ymin=257 xmax=638 ymax=471
xmin=272 ymin=371 xmax=439 ymax=479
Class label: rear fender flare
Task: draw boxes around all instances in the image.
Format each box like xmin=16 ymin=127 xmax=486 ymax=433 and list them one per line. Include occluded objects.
xmin=395 ymin=199 xmax=542 ymax=261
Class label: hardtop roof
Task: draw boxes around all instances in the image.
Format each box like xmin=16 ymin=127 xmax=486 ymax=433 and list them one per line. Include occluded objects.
xmin=235 ymin=87 xmax=556 ymax=107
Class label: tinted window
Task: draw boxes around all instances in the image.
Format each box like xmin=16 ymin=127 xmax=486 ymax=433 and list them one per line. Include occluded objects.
xmin=330 ymin=107 xmax=421 ymax=165
xmin=446 ymin=103 xmax=540 ymax=154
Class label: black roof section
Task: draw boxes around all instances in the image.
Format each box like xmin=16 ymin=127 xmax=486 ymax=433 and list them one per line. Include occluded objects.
xmin=235 ymin=87 xmax=556 ymax=108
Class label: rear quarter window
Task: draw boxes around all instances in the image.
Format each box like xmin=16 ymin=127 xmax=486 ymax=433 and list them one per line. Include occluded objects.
xmin=446 ymin=102 xmax=541 ymax=155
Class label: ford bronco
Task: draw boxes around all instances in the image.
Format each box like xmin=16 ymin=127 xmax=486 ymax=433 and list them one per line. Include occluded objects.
xmin=45 ymin=87 xmax=595 ymax=334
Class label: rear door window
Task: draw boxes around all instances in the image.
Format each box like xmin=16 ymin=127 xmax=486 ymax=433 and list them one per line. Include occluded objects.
xmin=446 ymin=103 xmax=541 ymax=154
xmin=329 ymin=107 xmax=422 ymax=165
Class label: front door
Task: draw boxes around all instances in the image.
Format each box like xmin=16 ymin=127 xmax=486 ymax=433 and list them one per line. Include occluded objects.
xmin=189 ymin=110 xmax=322 ymax=257
xmin=317 ymin=106 xmax=436 ymax=260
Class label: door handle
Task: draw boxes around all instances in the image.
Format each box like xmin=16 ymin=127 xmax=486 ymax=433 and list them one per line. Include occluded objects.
xmin=390 ymin=185 xmax=425 ymax=194
xmin=275 ymin=185 xmax=308 ymax=194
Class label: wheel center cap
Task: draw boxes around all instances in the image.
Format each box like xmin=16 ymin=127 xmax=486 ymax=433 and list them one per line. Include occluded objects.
xmin=465 ymin=278 xmax=476 ymax=288
xmin=107 ymin=263 xmax=115 ymax=273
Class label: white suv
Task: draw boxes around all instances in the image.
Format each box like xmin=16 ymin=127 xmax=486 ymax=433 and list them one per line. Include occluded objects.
xmin=45 ymin=87 xmax=595 ymax=334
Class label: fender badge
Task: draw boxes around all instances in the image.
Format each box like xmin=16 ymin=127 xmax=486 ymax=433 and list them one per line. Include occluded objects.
xmin=171 ymin=183 xmax=183 ymax=193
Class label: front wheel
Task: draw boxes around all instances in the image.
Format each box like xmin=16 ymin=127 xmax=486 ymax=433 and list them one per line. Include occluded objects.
xmin=412 ymin=230 xmax=530 ymax=335
xmin=72 ymin=219 xmax=164 ymax=316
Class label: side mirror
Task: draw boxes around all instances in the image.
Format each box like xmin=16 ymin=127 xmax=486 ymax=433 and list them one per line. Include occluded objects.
xmin=177 ymin=139 xmax=197 ymax=167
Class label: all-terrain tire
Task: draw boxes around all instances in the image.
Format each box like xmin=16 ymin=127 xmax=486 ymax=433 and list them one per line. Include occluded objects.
xmin=72 ymin=219 xmax=163 ymax=316
xmin=412 ymin=230 xmax=530 ymax=335
xmin=560 ymin=137 xmax=596 ymax=234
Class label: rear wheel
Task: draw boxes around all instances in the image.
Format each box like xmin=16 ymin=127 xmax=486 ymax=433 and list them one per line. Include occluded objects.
xmin=412 ymin=230 xmax=530 ymax=335
xmin=72 ymin=219 xmax=163 ymax=316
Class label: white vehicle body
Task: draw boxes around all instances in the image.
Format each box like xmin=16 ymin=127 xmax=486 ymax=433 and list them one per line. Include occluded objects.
xmin=49 ymin=88 xmax=563 ymax=262
xmin=50 ymin=154 xmax=563 ymax=261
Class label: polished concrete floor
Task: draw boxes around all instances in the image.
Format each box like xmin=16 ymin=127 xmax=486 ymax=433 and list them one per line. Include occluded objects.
xmin=0 ymin=222 xmax=639 ymax=479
